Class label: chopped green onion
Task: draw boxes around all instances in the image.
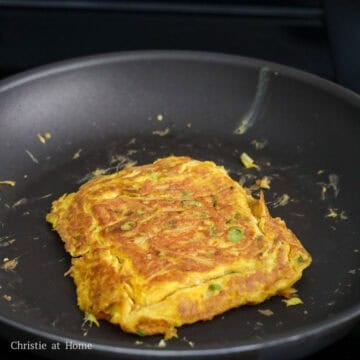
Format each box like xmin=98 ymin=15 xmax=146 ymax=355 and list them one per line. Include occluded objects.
xmin=234 ymin=211 xmax=241 ymax=219
xmin=121 ymin=222 xmax=134 ymax=231
xmin=149 ymin=172 xmax=159 ymax=180
xmin=240 ymin=152 xmax=260 ymax=170
xmin=182 ymin=199 xmax=202 ymax=207
xmin=136 ymin=329 xmax=147 ymax=337
xmin=297 ymin=255 xmax=305 ymax=263
xmin=208 ymin=283 xmax=221 ymax=292
xmin=227 ymin=227 xmax=244 ymax=243
xmin=209 ymin=226 xmax=217 ymax=236
xmin=136 ymin=209 xmax=144 ymax=215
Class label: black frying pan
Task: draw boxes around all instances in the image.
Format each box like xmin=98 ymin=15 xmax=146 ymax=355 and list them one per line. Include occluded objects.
xmin=0 ymin=51 xmax=359 ymax=359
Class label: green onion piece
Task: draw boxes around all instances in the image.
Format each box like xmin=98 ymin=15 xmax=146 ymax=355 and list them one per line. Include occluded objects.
xmin=227 ymin=227 xmax=244 ymax=243
xmin=149 ymin=172 xmax=159 ymax=180
xmin=136 ymin=329 xmax=147 ymax=337
xmin=209 ymin=226 xmax=217 ymax=236
xmin=234 ymin=211 xmax=241 ymax=219
xmin=297 ymin=255 xmax=305 ymax=263
xmin=136 ymin=209 xmax=144 ymax=215
xmin=182 ymin=200 xmax=202 ymax=207
xmin=240 ymin=152 xmax=260 ymax=170
xmin=208 ymin=283 xmax=221 ymax=292
xmin=121 ymin=222 xmax=134 ymax=231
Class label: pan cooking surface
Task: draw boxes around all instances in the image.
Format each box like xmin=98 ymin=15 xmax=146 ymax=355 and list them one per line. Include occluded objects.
xmin=0 ymin=51 xmax=359 ymax=358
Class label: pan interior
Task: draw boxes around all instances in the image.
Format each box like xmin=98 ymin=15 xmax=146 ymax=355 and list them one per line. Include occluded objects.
xmin=0 ymin=52 xmax=359 ymax=353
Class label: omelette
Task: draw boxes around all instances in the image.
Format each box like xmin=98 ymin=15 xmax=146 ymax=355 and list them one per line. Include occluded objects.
xmin=46 ymin=156 xmax=311 ymax=339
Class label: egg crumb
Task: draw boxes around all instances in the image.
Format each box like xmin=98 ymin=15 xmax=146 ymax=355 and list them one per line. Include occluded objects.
xmin=256 ymin=177 xmax=271 ymax=189
xmin=258 ymin=309 xmax=274 ymax=316
xmin=158 ymin=339 xmax=167 ymax=348
xmin=282 ymin=297 xmax=303 ymax=307
xmin=0 ymin=180 xmax=16 ymax=187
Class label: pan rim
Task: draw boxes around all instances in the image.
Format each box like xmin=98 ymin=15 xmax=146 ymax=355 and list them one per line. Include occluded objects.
xmin=0 ymin=49 xmax=360 ymax=106
xmin=0 ymin=49 xmax=359 ymax=357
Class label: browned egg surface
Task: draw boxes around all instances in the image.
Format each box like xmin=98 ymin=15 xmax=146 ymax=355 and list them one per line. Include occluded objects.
xmin=46 ymin=156 xmax=311 ymax=338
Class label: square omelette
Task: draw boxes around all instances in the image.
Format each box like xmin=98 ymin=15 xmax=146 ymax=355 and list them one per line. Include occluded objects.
xmin=46 ymin=156 xmax=311 ymax=338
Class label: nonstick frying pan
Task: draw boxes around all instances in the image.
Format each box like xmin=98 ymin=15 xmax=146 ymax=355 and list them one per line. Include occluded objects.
xmin=0 ymin=51 xmax=359 ymax=359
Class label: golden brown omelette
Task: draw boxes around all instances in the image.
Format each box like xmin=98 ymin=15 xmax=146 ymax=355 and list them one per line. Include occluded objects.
xmin=46 ymin=156 xmax=311 ymax=338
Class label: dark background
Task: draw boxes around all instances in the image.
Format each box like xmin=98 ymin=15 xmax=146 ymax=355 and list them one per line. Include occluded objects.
xmin=0 ymin=0 xmax=359 ymax=358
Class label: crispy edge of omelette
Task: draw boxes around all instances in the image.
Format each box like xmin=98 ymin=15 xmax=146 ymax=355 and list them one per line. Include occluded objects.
xmin=46 ymin=157 xmax=312 ymax=339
